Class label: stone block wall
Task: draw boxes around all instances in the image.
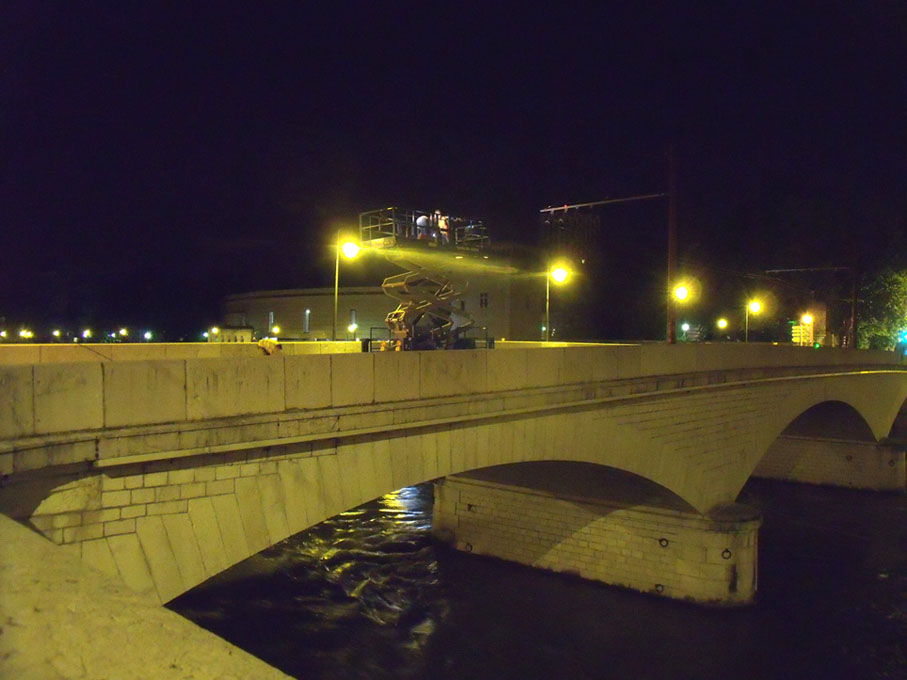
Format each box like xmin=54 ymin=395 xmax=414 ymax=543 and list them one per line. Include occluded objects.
xmin=753 ymin=435 xmax=906 ymax=490
xmin=433 ymin=475 xmax=761 ymax=606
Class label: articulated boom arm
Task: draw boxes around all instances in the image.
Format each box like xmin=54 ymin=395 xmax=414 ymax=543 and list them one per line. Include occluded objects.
xmin=382 ymin=262 xmax=473 ymax=349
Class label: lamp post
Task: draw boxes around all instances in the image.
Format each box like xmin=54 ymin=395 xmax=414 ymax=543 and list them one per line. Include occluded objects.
xmin=546 ymin=265 xmax=570 ymax=342
xmin=332 ymin=233 xmax=360 ymax=341
xmin=745 ymin=300 xmax=762 ymax=343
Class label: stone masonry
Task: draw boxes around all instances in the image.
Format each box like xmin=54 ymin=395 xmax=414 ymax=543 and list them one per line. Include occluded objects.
xmin=433 ymin=465 xmax=761 ymax=606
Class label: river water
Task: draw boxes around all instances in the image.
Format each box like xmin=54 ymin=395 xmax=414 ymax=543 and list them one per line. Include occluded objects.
xmin=169 ymin=479 xmax=907 ymax=680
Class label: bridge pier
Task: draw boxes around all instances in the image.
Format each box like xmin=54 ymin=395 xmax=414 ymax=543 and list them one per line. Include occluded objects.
xmin=432 ymin=463 xmax=761 ymax=606
xmin=754 ymin=436 xmax=906 ymax=491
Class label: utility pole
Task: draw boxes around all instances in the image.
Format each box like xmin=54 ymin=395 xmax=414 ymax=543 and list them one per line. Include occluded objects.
xmin=667 ymin=146 xmax=678 ymax=344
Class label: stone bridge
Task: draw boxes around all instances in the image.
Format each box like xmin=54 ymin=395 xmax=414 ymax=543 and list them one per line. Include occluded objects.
xmin=1 ymin=341 xmax=905 ymax=605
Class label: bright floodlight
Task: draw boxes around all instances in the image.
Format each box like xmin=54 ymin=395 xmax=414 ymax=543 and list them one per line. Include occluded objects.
xmin=119 ymin=328 xmax=128 ymax=336
xmin=210 ymin=326 xmax=220 ymax=335
xmin=673 ymin=285 xmax=689 ymax=301
xmin=0 ymin=330 xmax=6 ymax=338
xmin=271 ymin=325 xmax=280 ymax=335
xmin=681 ymin=322 xmax=691 ymax=332
xmin=18 ymin=329 xmax=29 ymax=338
xmin=717 ymin=318 xmax=728 ymax=329
xmin=801 ymin=313 xmax=813 ymax=325
xmin=550 ymin=266 xmax=569 ymax=283
xmin=82 ymin=329 xmax=92 ymax=339
xmin=341 ymin=241 xmax=360 ymax=259
xmin=347 ymin=323 xmax=358 ymax=333
xmin=143 ymin=331 xmax=153 ymax=340
xmin=748 ymin=300 xmax=762 ymax=314
xmin=52 ymin=329 xmax=61 ymax=337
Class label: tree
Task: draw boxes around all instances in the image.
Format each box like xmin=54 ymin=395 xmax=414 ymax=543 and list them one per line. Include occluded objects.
xmin=857 ymin=268 xmax=907 ymax=350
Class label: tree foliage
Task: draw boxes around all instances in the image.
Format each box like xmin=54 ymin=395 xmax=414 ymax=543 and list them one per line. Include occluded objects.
xmin=857 ymin=268 xmax=907 ymax=350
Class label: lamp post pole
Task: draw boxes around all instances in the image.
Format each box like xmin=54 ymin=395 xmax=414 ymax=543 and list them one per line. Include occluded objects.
xmin=745 ymin=305 xmax=749 ymax=343
xmin=545 ymin=272 xmax=551 ymax=342
xmin=332 ymin=232 xmax=340 ymax=342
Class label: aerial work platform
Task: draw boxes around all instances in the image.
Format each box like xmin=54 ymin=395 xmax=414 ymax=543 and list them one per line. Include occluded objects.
xmin=359 ymin=207 xmax=489 ymax=252
xmin=358 ymin=207 xmax=491 ymax=349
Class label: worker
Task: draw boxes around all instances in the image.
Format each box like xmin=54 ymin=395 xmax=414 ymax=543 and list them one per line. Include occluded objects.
xmin=438 ymin=213 xmax=450 ymax=244
xmin=416 ymin=214 xmax=430 ymax=240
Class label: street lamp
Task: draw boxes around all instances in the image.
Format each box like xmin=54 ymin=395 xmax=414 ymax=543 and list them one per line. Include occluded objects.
xmin=333 ymin=233 xmax=360 ymax=341
xmin=745 ymin=300 xmax=762 ymax=343
xmin=800 ymin=313 xmax=814 ymax=346
xmin=716 ymin=318 xmax=728 ymax=330
xmin=546 ymin=264 xmax=570 ymax=342
xmin=673 ymin=285 xmax=690 ymax=302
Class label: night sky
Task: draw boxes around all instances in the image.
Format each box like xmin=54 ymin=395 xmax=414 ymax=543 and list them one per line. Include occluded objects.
xmin=2 ymin=2 xmax=904 ymax=338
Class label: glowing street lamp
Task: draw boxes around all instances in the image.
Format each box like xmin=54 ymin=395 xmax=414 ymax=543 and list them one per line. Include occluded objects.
xmin=81 ymin=329 xmax=92 ymax=339
xmin=745 ymin=300 xmax=762 ymax=343
xmin=716 ymin=318 xmax=728 ymax=330
xmin=52 ymin=329 xmax=61 ymax=338
xmin=271 ymin=325 xmax=281 ymax=337
xmin=119 ymin=328 xmax=128 ymax=337
xmin=673 ymin=285 xmax=690 ymax=302
xmin=546 ymin=264 xmax=570 ymax=342
xmin=800 ymin=313 xmax=814 ymax=346
xmin=333 ymin=233 xmax=361 ymax=341
xmin=143 ymin=331 xmax=153 ymax=341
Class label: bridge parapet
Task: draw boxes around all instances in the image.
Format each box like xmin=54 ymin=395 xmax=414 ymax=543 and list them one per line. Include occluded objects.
xmin=1 ymin=343 xmax=903 ymax=480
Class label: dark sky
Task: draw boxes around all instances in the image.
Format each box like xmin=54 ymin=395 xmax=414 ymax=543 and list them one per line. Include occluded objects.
xmin=1 ymin=2 xmax=904 ymax=336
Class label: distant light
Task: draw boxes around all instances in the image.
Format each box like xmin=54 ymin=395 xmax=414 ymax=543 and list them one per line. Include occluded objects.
xmin=455 ymin=255 xmax=464 ymax=259
xmin=681 ymin=323 xmax=690 ymax=332
xmin=203 ymin=331 xmax=209 ymax=338
xmin=52 ymin=329 xmax=61 ymax=337
xmin=109 ymin=332 xmax=116 ymax=338
xmin=347 ymin=323 xmax=358 ymax=333
xmin=341 ymin=241 xmax=360 ymax=259
xmin=716 ymin=318 xmax=728 ymax=329
xmin=119 ymin=328 xmax=128 ymax=336
xmin=81 ymin=329 xmax=92 ymax=339
xmin=271 ymin=325 xmax=280 ymax=335
xmin=541 ymin=325 xmax=547 ymax=332
xmin=19 ymin=329 xmax=32 ymax=338
xmin=211 ymin=326 xmax=220 ymax=335
xmin=801 ymin=313 xmax=813 ymax=325
xmin=0 ymin=330 xmax=6 ymax=338
xmin=673 ymin=285 xmax=689 ymax=301
xmin=143 ymin=331 xmax=153 ymax=340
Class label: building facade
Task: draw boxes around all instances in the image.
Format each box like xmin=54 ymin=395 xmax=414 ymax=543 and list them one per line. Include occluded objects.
xmin=222 ymin=274 xmax=543 ymax=342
